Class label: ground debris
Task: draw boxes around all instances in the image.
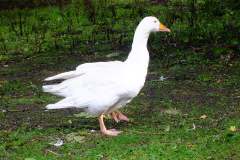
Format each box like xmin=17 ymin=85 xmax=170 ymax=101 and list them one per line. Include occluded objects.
xmin=49 ymin=138 xmax=64 ymax=147
xmin=65 ymin=132 xmax=85 ymax=143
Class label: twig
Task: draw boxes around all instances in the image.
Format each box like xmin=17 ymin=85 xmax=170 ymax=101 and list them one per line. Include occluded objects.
xmin=46 ymin=149 xmax=60 ymax=156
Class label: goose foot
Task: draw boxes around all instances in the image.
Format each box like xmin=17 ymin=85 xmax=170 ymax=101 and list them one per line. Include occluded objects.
xmin=111 ymin=111 xmax=129 ymax=123
xmin=102 ymin=129 xmax=122 ymax=136
xmin=98 ymin=114 xmax=122 ymax=136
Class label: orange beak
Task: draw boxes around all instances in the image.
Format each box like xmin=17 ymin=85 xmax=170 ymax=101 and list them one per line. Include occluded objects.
xmin=159 ymin=23 xmax=171 ymax=32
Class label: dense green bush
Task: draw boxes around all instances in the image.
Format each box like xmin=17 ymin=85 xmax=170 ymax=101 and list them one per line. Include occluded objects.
xmin=0 ymin=0 xmax=239 ymax=64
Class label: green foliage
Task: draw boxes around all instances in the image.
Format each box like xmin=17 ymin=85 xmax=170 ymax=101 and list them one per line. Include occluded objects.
xmin=0 ymin=80 xmax=41 ymax=97
xmin=0 ymin=0 xmax=239 ymax=65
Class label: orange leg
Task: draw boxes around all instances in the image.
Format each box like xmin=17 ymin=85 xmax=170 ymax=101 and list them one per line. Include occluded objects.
xmin=98 ymin=114 xmax=122 ymax=136
xmin=111 ymin=111 xmax=129 ymax=123
xmin=111 ymin=111 xmax=120 ymax=123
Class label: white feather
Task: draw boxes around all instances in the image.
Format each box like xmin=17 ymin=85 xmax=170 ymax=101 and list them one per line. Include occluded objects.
xmin=44 ymin=61 xmax=122 ymax=81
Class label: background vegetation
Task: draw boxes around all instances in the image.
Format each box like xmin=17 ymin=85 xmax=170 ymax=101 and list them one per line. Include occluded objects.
xmin=0 ymin=0 xmax=240 ymax=159
xmin=0 ymin=0 xmax=239 ymax=65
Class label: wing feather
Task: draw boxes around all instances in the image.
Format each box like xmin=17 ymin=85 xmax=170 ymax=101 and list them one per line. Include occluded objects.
xmin=44 ymin=61 xmax=123 ymax=81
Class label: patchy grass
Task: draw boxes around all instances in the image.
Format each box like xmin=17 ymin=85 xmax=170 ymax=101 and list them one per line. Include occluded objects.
xmin=1 ymin=56 xmax=240 ymax=159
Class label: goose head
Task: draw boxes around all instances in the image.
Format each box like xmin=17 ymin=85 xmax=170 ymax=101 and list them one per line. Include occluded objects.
xmin=137 ymin=16 xmax=171 ymax=33
xmin=131 ymin=16 xmax=171 ymax=49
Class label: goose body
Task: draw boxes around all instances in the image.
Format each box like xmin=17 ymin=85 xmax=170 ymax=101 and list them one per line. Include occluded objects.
xmin=44 ymin=63 xmax=144 ymax=115
xmin=43 ymin=16 xmax=170 ymax=136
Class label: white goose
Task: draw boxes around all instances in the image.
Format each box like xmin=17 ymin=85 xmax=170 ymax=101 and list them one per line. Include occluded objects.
xmin=43 ymin=16 xmax=170 ymax=136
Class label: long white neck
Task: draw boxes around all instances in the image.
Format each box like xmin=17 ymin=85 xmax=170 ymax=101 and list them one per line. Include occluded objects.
xmin=125 ymin=24 xmax=150 ymax=67
xmin=131 ymin=26 xmax=150 ymax=49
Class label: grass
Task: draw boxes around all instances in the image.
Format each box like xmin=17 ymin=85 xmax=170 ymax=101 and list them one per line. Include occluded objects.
xmin=1 ymin=53 xmax=240 ymax=160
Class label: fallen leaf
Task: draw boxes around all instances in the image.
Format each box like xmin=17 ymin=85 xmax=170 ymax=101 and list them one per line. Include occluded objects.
xmin=192 ymin=123 xmax=196 ymax=130
xmin=164 ymin=108 xmax=181 ymax=115
xmin=68 ymin=120 xmax=72 ymax=124
xmin=164 ymin=125 xmax=170 ymax=132
xmin=65 ymin=132 xmax=85 ymax=143
xmin=187 ymin=143 xmax=195 ymax=148
xmin=229 ymin=126 xmax=237 ymax=132
xmin=200 ymin=114 xmax=207 ymax=119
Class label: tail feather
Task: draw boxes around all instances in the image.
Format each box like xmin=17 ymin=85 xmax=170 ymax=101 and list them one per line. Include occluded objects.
xmin=42 ymin=84 xmax=58 ymax=92
xmin=46 ymin=104 xmax=73 ymax=109
xmin=42 ymin=84 xmax=68 ymax=97
xmin=44 ymin=71 xmax=83 ymax=81
xmin=46 ymin=97 xmax=75 ymax=109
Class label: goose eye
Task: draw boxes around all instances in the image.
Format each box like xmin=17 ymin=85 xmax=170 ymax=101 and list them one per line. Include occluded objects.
xmin=154 ymin=20 xmax=157 ymax=23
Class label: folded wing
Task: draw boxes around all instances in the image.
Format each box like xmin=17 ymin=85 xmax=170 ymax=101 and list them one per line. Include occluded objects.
xmin=44 ymin=61 xmax=123 ymax=81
